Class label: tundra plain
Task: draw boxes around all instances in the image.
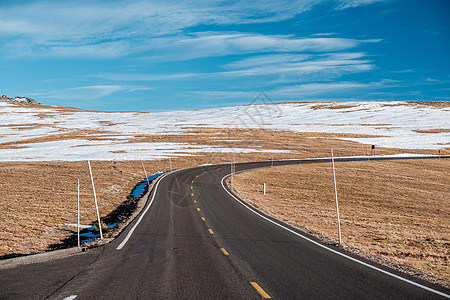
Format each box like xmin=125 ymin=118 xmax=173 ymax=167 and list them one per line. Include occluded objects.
xmin=0 ymin=100 xmax=448 ymax=287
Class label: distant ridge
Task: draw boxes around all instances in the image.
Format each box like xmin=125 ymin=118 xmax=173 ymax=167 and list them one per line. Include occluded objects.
xmin=1 ymin=95 xmax=40 ymax=105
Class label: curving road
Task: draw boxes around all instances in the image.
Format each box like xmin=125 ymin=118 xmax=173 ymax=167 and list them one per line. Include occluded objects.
xmin=1 ymin=156 xmax=449 ymax=299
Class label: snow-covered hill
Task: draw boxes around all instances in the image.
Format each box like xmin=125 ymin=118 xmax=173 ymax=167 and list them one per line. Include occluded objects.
xmin=0 ymin=101 xmax=448 ymax=161
xmin=1 ymin=95 xmax=40 ymax=105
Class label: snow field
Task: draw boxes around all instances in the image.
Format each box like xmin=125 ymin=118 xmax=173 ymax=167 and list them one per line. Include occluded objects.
xmin=0 ymin=101 xmax=448 ymax=161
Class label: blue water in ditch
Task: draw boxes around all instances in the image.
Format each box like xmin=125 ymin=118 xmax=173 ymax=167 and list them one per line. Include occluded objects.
xmin=129 ymin=170 xmax=172 ymax=198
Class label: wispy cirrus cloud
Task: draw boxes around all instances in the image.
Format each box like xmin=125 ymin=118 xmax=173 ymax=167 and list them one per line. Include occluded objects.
xmin=336 ymin=0 xmax=391 ymax=9
xmin=96 ymin=51 xmax=375 ymax=84
xmin=146 ymin=32 xmax=380 ymax=62
xmin=192 ymin=80 xmax=389 ymax=101
xmin=272 ymin=81 xmax=382 ymax=97
xmin=190 ymin=80 xmax=390 ymax=101
xmin=32 ymin=85 xmax=153 ymax=100
xmin=220 ymin=52 xmax=374 ymax=79
xmin=0 ymin=0 xmax=387 ymax=59
xmin=0 ymin=1 xmax=322 ymax=41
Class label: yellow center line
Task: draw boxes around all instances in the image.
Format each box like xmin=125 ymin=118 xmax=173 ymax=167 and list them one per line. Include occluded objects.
xmin=194 ymin=200 xmax=197 ymax=203
xmin=208 ymin=229 xmax=214 ymax=234
xmin=220 ymin=248 xmax=229 ymax=255
xmin=191 ymin=193 xmax=194 ymax=196
xmin=250 ymin=282 xmax=271 ymax=299
xmin=197 ymin=208 xmax=200 ymax=211
xmin=201 ymin=217 xmax=206 ymax=221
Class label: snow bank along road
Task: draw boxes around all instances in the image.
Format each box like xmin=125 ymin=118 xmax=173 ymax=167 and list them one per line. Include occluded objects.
xmin=1 ymin=156 xmax=449 ymax=299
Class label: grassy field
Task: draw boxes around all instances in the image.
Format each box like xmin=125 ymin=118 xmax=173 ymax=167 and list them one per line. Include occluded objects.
xmin=232 ymin=158 xmax=450 ymax=285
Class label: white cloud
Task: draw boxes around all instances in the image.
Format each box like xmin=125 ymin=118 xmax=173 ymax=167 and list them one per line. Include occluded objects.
xmin=189 ymin=80 xmax=388 ymax=101
xmin=34 ymin=85 xmax=152 ymax=100
xmin=147 ymin=32 xmax=380 ymax=61
xmin=390 ymin=69 xmax=414 ymax=74
xmin=336 ymin=0 xmax=390 ymax=9
xmin=99 ymin=52 xmax=375 ymax=83
xmin=0 ymin=0 xmax=385 ymax=59
xmin=95 ymin=72 xmax=202 ymax=82
xmin=192 ymin=90 xmax=257 ymax=100
xmin=42 ymin=41 xmax=131 ymax=59
xmin=271 ymin=81 xmax=384 ymax=97
xmin=223 ymin=54 xmax=311 ymax=69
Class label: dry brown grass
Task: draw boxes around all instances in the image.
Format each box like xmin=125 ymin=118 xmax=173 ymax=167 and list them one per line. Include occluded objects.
xmin=232 ymin=159 xmax=450 ymax=283
xmin=0 ymin=149 xmax=289 ymax=258
xmin=0 ymin=124 xmax=448 ymax=275
xmin=381 ymin=101 xmax=450 ymax=109
xmin=413 ymin=129 xmax=450 ymax=134
xmin=312 ymin=104 xmax=358 ymax=110
xmin=0 ymin=160 xmax=165 ymax=257
xmin=0 ymin=130 xmax=124 ymax=149
xmin=0 ymin=123 xmax=54 ymax=131
xmin=408 ymin=101 xmax=450 ymax=108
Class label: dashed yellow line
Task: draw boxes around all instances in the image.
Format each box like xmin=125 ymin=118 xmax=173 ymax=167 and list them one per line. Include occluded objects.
xmin=197 ymin=208 xmax=201 ymax=211
xmin=250 ymin=282 xmax=271 ymax=299
xmin=201 ymin=217 xmax=206 ymax=221
xmin=220 ymin=248 xmax=229 ymax=255
xmin=208 ymin=229 xmax=214 ymax=234
xmin=194 ymin=200 xmax=197 ymax=203
xmin=191 ymin=193 xmax=194 ymax=196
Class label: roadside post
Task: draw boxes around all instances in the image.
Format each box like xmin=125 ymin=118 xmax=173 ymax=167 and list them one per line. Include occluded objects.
xmin=140 ymin=158 xmax=150 ymax=186
xmin=263 ymin=183 xmax=266 ymax=195
xmin=231 ymin=153 xmax=236 ymax=186
xmin=77 ymin=179 xmax=81 ymax=251
xmin=88 ymin=160 xmax=103 ymax=239
xmin=331 ymin=149 xmax=342 ymax=245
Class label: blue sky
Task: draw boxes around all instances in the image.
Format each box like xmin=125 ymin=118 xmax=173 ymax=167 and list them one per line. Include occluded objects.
xmin=0 ymin=0 xmax=449 ymax=111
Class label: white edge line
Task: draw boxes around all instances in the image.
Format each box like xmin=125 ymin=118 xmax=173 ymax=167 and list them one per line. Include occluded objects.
xmin=220 ymin=174 xmax=450 ymax=298
xmin=116 ymin=171 xmax=175 ymax=250
xmin=63 ymin=296 xmax=77 ymax=300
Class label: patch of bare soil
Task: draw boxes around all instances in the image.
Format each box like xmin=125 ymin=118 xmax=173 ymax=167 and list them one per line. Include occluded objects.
xmin=232 ymin=158 xmax=450 ymax=287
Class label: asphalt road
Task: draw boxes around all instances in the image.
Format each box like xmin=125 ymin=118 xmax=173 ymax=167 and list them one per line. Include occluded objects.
xmin=1 ymin=156 xmax=449 ymax=299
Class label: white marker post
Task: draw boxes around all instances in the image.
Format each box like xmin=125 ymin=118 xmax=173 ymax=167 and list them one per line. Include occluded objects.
xmin=331 ymin=149 xmax=342 ymax=245
xmin=140 ymin=158 xmax=150 ymax=186
xmin=169 ymin=157 xmax=172 ymax=170
xmin=231 ymin=153 xmax=236 ymax=186
xmin=88 ymin=160 xmax=103 ymax=239
xmin=230 ymin=161 xmax=234 ymax=186
xmin=230 ymin=157 xmax=236 ymax=187
xmin=77 ymin=179 xmax=81 ymax=251
xmin=263 ymin=183 xmax=266 ymax=195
